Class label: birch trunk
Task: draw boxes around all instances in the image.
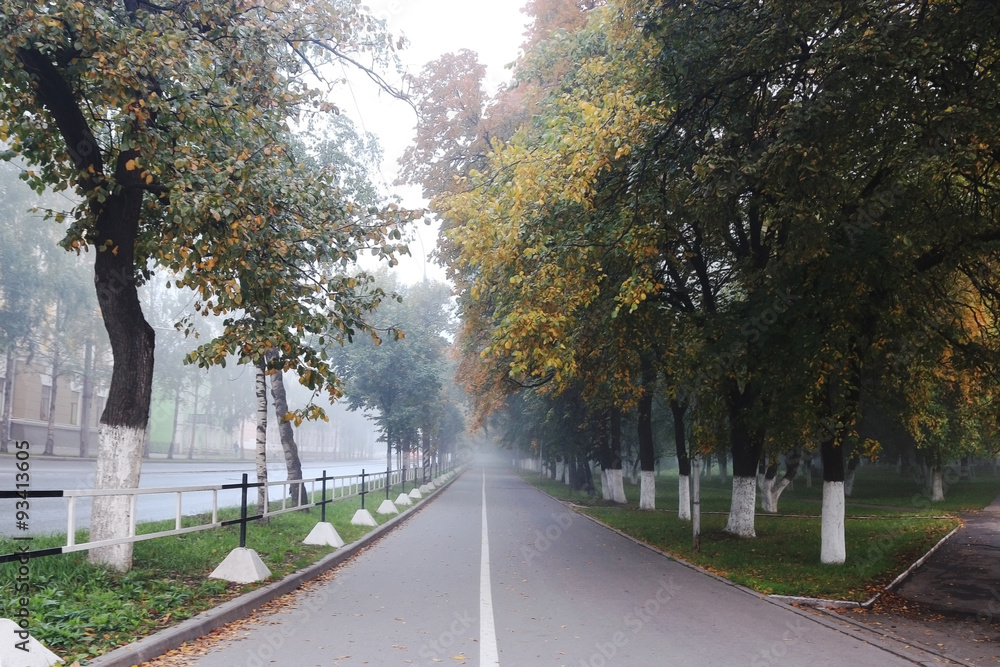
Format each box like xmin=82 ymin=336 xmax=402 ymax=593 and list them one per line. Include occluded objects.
xmin=255 ymin=361 xmax=269 ymax=517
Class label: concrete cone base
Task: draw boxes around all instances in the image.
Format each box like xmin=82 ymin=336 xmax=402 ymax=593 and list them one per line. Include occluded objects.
xmin=376 ymin=499 xmax=399 ymax=515
xmin=394 ymin=493 xmax=412 ymax=506
xmin=409 ymin=488 xmax=423 ymax=500
xmin=209 ymin=547 xmax=271 ymax=584
xmin=0 ymin=618 xmax=62 ymax=667
xmin=419 ymin=484 xmax=432 ymax=494
xmin=303 ymin=522 xmax=345 ymax=548
xmin=351 ymin=508 xmax=377 ymax=526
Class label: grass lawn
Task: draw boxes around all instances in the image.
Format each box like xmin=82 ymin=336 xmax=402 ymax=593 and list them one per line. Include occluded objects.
xmin=521 ymin=464 xmax=1000 ymax=601
xmin=0 ymin=492 xmax=405 ymax=664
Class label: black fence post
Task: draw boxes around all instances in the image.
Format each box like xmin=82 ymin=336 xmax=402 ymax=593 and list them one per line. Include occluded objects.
xmin=320 ymin=470 xmax=328 ymax=523
xmin=239 ymin=473 xmax=248 ymax=548
xmin=360 ymin=469 xmax=367 ymax=510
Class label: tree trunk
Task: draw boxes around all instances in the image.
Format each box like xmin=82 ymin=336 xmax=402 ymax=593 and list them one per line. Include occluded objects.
xmin=931 ymin=466 xmax=945 ymax=501
xmin=638 ymin=358 xmax=657 ymax=509
xmin=44 ymin=345 xmax=60 ymax=455
xmin=17 ymin=45 xmax=155 ymax=572
xmin=759 ymin=462 xmax=779 ymax=513
xmin=605 ymin=410 xmax=626 ymax=503
xmin=717 ymin=449 xmax=728 ymax=481
xmin=266 ymin=352 xmax=306 ymax=506
xmin=671 ymin=399 xmax=691 ymax=520
xmin=724 ymin=382 xmax=763 ymax=537
xmin=820 ymin=435 xmax=846 ymax=564
xmin=1 ymin=347 xmax=14 ymax=454
xmin=844 ymin=453 xmax=859 ymax=497
xmin=186 ymin=380 xmax=200 ymax=459
xmin=255 ymin=361 xmax=269 ymax=517
xmin=87 ymin=173 xmax=155 ymax=571
xmin=761 ymin=449 xmax=800 ymax=513
xmin=79 ymin=339 xmax=93 ymax=458
xmin=167 ymin=383 xmax=180 ymax=459
xmin=422 ymin=426 xmax=432 ymax=483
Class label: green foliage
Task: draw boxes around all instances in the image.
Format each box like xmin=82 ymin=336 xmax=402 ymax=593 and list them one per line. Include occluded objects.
xmin=336 ymin=274 xmax=462 ymax=453
xmin=438 ymin=0 xmax=1000 ymax=486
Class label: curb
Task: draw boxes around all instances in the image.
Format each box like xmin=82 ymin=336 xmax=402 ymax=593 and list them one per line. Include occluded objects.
xmin=86 ymin=469 xmax=466 ymax=667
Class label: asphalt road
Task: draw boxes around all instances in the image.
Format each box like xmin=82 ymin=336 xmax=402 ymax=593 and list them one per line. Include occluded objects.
xmin=0 ymin=457 xmax=391 ymax=536
xmin=181 ymin=456 xmax=944 ymax=667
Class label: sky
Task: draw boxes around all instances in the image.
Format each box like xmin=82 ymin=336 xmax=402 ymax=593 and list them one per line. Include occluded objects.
xmin=338 ymin=0 xmax=531 ymax=283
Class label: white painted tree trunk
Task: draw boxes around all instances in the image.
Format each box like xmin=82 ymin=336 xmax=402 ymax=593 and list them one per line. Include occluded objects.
xmin=821 ymin=481 xmax=846 ymax=564
xmin=931 ymin=469 xmax=945 ymax=501
xmin=759 ymin=475 xmax=775 ymax=512
xmin=88 ymin=424 xmax=144 ymax=571
xmin=844 ymin=468 xmax=856 ymax=497
xmin=724 ymin=476 xmax=757 ymax=537
xmin=677 ymin=474 xmax=691 ymax=520
xmin=639 ymin=470 xmax=656 ymax=510
xmin=760 ymin=477 xmax=792 ymax=514
xmin=601 ymin=469 xmax=610 ymax=500
xmin=606 ymin=468 xmax=627 ymax=503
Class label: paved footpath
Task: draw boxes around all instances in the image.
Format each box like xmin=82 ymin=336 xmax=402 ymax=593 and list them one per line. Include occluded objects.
xmin=184 ymin=458 xmax=949 ymax=667
xmin=897 ymin=492 xmax=1000 ymax=620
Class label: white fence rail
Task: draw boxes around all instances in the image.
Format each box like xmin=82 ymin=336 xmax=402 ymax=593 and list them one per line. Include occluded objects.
xmin=1 ymin=463 xmax=453 ymax=564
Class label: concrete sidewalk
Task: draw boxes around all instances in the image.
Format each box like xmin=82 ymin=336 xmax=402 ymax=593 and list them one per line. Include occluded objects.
xmin=895 ymin=493 xmax=1000 ymax=621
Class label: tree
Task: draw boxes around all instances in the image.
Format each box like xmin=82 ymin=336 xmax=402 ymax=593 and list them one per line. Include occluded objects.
xmin=439 ymin=0 xmax=1000 ymax=567
xmin=337 ymin=277 xmax=457 ymax=483
xmin=1 ymin=0 xmax=410 ymax=571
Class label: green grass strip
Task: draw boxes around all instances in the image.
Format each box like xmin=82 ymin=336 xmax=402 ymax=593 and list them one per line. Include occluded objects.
xmin=0 ymin=492 xmax=405 ymax=664
xmin=521 ymin=465 xmax=999 ymax=602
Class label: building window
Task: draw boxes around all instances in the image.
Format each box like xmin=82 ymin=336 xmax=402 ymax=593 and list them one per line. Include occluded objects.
xmin=40 ymin=385 xmax=52 ymax=421
xmin=69 ymin=390 xmax=80 ymax=426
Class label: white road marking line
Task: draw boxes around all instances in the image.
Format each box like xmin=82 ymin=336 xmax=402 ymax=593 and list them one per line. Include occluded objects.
xmin=480 ymin=469 xmax=500 ymax=665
